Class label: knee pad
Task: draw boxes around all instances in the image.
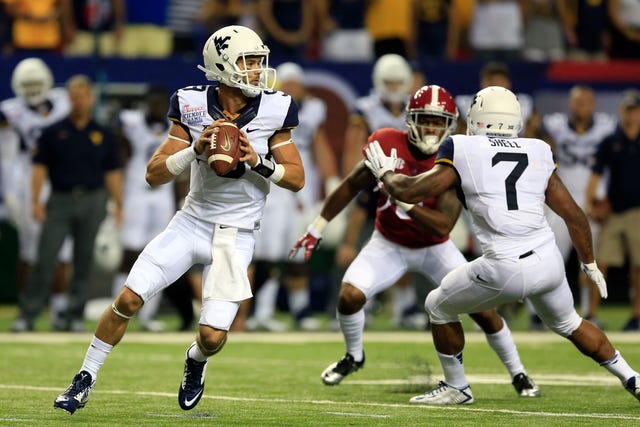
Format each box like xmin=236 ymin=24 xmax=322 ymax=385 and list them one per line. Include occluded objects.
xmin=544 ymin=310 xmax=582 ymax=337
xmin=425 ymin=289 xmax=460 ymax=325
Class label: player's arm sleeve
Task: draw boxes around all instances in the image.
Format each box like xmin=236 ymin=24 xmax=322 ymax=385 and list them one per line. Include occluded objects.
xmin=167 ymin=90 xmax=191 ymax=136
xmin=435 ymin=136 xmax=454 ymax=166
xmin=281 ymin=97 xmax=299 ymax=130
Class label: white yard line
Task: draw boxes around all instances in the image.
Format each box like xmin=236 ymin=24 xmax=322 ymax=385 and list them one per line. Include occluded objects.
xmin=0 ymin=383 xmax=638 ymax=421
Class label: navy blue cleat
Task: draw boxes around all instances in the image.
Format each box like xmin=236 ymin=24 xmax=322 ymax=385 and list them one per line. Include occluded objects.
xmin=53 ymin=371 xmax=95 ymax=414
xmin=625 ymin=375 xmax=640 ymax=402
xmin=178 ymin=357 xmax=208 ymax=410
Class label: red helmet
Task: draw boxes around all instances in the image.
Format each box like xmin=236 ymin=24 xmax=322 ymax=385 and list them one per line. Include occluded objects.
xmin=406 ymin=85 xmax=459 ymax=155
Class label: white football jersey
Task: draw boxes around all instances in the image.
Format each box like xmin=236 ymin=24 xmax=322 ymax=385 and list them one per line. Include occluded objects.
xmin=456 ymin=92 xmax=533 ymax=124
xmin=119 ymin=109 xmax=175 ymax=247
xmin=542 ymin=112 xmax=615 ymax=207
xmin=168 ymin=85 xmax=298 ymax=230
xmin=437 ymin=135 xmax=557 ymax=258
xmin=354 ymin=92 xmax=407 ymax=133
xmin=292 ymin=96 xmax=326 ymax=209
xmin=0 ymin=87 xmax=70 ymax=151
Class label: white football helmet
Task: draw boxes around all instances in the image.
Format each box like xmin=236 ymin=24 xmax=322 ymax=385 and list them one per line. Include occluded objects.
xmin=198 ymin=25 xmax=276 ymax=98
xmin=11 ymin=58 xmax=54 ymax=106
xmin=467 ymin=86 xmax=522 ymax=138
xmin=372 ymin=54 xmax=412 ymax=104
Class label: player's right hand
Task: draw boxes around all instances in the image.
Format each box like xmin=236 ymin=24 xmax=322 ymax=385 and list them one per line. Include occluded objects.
xmin=581 ymin=261 xmax=608 ymax=299
xmin=288 ymin=225 xmax=323 ymax=261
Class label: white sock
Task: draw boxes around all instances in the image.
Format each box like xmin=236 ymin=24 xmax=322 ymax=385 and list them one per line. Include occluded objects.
xmin=337 ymin=309 xmax=365 ymax=362
xmin=187 ymin=341 xmax=208 ymax=362
xmin=391 ymin=285 xmax=416 ymax=325
xmin=601 ymin=350 xmax=639 ymax=383
xmin=288 ymin=288 xmax=309 ymax=318
xmin=80 ymin=336 xmax=113 ymax=379
xmin=254 ymin=278 xmax=279 ymax=321
xmin=485 ymin=320 xmax=524 ymax=378
xmin=112 ymin=273 xmax=127 ymax=298
xmin=437 ymin=350 xmax=468 ymax=389
xmin=50 ymin=293 xmax=68 ymax=318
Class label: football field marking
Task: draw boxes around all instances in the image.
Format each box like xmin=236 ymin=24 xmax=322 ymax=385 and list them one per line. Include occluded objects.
xmin=1 ymin=383 xmax=639 ymax=421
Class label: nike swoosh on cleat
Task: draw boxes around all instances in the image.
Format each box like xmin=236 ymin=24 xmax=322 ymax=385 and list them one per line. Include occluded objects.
xmin=476 ymin=274 xmax=488 ymax=283
xmin=246 ymin=128 xmax=259 ymax=133
xmin=183 ymin=390 xmax=203 ymax=408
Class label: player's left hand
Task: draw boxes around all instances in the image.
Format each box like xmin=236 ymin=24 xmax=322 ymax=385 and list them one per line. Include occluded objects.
xmin=364 ymin=140 xmax=397 ymax=179
xmin=288 ymin=225 xmax=323 ymax=261
xmin=581 ymin=261 xmax=608 ymax=299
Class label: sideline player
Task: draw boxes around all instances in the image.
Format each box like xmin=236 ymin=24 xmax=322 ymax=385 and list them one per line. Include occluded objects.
xmin=1 ymin=58 xmax=73 ymax=331
xmin=291 ymin=85 xmax=539 ymax=397
xmin=53 ymin=25 xmax=304 ymax=414
xmin=365 ymin=86 xmax=640 ymax=405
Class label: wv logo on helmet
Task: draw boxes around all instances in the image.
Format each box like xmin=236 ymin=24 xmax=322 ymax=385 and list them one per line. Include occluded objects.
xmin=214 ymin=35 xmax=231 ymax=55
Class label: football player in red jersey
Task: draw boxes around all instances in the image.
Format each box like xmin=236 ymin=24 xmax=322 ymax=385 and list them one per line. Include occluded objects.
xmin=290 ymin=85 xmax=540 ymax=398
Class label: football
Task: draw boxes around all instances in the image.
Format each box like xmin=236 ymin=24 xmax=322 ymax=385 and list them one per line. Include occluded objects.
xmin=206 ymin=121 xmax=241 ymax=175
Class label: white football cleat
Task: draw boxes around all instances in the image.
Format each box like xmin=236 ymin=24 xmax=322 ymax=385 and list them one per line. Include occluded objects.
xmin=410 ymin=381 xmax=474 ymax=405
xmin=624 ymin=375 xmax=640 ymax=402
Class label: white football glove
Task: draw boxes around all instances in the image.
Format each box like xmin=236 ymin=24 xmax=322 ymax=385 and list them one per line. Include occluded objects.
xmin=581 ymin=261 xmax=608 ymax=299
xmin=364 ymin=141 xmax=398 ymax=179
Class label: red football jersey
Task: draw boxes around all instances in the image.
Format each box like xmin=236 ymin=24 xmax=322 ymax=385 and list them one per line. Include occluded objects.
xmin=368 ymin=128 xmax=449 ymax=248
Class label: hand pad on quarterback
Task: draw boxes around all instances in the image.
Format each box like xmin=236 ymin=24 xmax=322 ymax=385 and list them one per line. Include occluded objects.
xmin=288 ymin=225 xmax=322 ymax=261
xmin=581 ymin=261 xmax=608 ymax=299
xmin=364 ymin=141 xmax=398 ymax=179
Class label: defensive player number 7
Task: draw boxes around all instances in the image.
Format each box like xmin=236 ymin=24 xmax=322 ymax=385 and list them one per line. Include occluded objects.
xmin=491 ymin=152 xmax=528 ymax=210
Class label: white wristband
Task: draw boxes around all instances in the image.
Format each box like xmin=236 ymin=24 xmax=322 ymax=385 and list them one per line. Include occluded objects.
xmin=310 ymin=215 xmax=328 ymax=235
xmin=166 ymin=146 xmax=197 ymax=176
xmin=269 ymin=164 xmax=285 ymax=183
xmin=396 ymin=200 xmax=415 ymax=212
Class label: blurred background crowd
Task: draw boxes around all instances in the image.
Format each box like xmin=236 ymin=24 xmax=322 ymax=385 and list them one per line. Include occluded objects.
xmin=1 ymin=0 xmax=640 ymax=333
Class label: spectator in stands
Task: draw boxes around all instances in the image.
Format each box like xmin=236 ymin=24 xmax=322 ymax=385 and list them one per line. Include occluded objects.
xmin=521 ymin=0 xmax=565 ymax=61
xmin=543 ymin=85 xmax=616 ymax=327
xmin=586 ymin=89 xmax=640 ymax=331
xmin=607 ymin=0 xmax=640 ymax=59
xmin=62 ymin=0 xmax=125 ymax=57
xmin=166 ymin=0 xmax=207 ymax=58
xmin=414 ymin=0 xmax=453 ymax=60
xmin=11 ymin=75 xmax=123 ymax=333
xmin=365 ymin=0 xmax=413 ymax=58
xmin=467 ymin=0 xmax=524 ymax=61
xmin=256 ymin=0 xmax=314 ymax=62
xmin=4 ymin=0 xmax=68 ymax=53
xmin=317 ymin=0 xmax=373 ymax=62
xmin=558 ymin=0 xmax=607 ymax=60
xmin=118 ymin=0 xmax=172 ymax=58
xmin=0 ymin=2 xmax=13 ymax=54
xmin=443 ymin=0 xmax=475 ymax=60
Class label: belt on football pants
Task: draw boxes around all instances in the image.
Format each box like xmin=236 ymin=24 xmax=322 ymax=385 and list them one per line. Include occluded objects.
xmin=518 ymin=250 xmax=534 ymax=259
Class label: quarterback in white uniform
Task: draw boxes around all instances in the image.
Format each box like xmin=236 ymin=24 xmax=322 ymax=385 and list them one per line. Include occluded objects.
xmin=365 ymin=86 xmax=640 ymax=405
xmin=1 ymin=58 xmax=72 ymax=329
xmin=54 ymin=25 xmax=304 ymax=415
